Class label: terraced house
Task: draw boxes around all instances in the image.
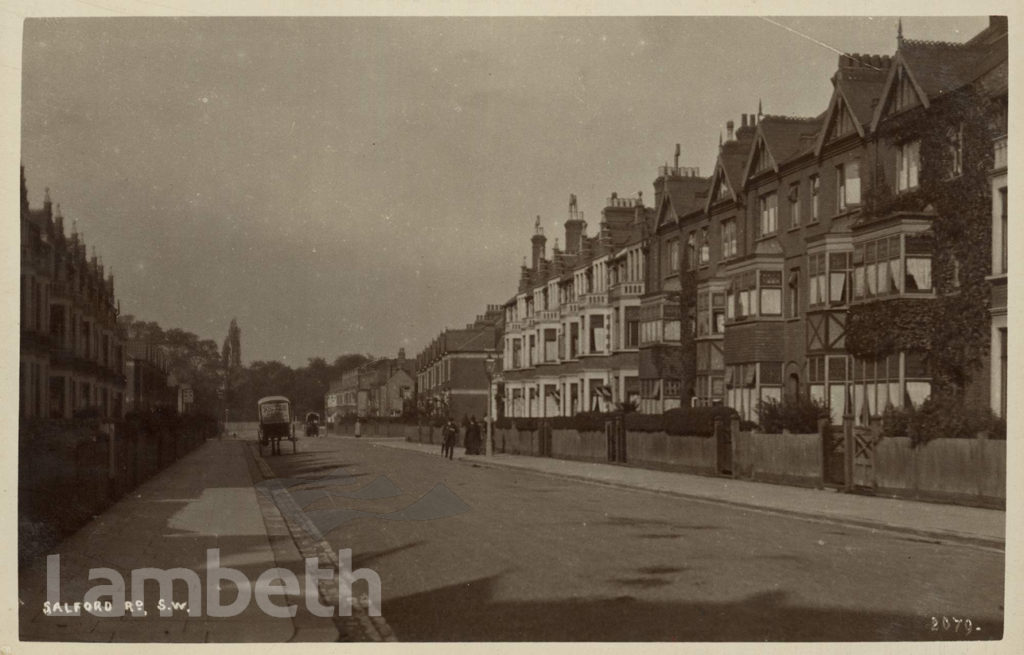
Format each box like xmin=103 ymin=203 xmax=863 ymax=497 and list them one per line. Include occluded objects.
xmin=502 ymin=194 xmax=652 ymax=417
xmin=415 ymin=307 xmax=502 ymax=421
xmin=639 ymin=155 xmax=709 ymax=414
xmin=20 ymin=167 xmax=126 ymax=420
xmin=677 ymin=17 xmax=1007 ymax=424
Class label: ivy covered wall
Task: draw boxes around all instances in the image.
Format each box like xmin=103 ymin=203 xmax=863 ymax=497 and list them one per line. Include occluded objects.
xmin=846 ymin=85 xmax=1000 ymax=399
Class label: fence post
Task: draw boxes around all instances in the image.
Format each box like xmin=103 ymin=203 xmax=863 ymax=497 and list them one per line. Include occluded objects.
xmin=730 ymin=417 xmax=740 ymax=478
xmin=843 ymin=417 xmax=854 ymax=492
xmin=817 ymin=418 xmax=829 ymax=488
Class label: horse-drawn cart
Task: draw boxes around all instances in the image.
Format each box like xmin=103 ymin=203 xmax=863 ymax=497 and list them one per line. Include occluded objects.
xmin=257 ymin=395 xmax=296 ymax=455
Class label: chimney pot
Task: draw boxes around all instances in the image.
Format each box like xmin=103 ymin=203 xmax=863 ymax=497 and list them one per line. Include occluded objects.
xmin=741 ymin=114 xmax=747 ymax=128
xmin=726 ymin=120 xmax=735 ymax=140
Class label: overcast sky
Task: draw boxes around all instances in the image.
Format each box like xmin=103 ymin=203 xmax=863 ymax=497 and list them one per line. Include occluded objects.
xmin=20 ymin=15 xmax=989 ymax=365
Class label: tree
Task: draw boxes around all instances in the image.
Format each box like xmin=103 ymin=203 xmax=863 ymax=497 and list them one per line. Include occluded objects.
xmin=221 ymin=319 xmax=242 ymax=420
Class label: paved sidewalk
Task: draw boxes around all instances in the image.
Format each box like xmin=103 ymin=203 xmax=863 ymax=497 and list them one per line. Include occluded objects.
xmin=368 ymin=437 xmax=1005 ymax=550
xmin=18 ymin=437 xmax=339 ymax=643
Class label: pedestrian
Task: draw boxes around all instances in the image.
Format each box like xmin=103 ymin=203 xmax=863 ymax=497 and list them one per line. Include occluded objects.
xmin=355 ymin=417 xmax=361 ymax=439
xmin=467 ymin=416 xmax=481 ymax=455
xmin=442 ymin=417 xmax=457 ymax=459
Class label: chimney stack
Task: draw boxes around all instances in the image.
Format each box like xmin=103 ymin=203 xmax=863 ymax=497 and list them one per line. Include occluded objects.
xmin=726 ymin=120 xmax=735 ymax=141
xmin=741 ymin=114 xmax=748 ymax=128
xmin=531 ymin=215 xmax=546 ymax=270
xmin=674 ymin=143 xmax=680 ymax=169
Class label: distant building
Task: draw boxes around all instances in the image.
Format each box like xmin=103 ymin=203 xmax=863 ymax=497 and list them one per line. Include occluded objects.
xmin=415 ymin=307 xmax=503 ymax=421
xmin=326 ymin=349 xmax=414 ymax=420
xmin=501 ymin=195 xmax=651 ymax=417
xmin=20 ymin=167 xmax=126 ymax=420
xmin=124 ymin=340 xmax=176 ymax=413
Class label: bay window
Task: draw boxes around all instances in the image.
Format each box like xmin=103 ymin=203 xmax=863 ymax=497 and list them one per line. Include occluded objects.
xmin=699 ymin=228 xmax=710 ymax=264
xmin=730 ymin=270 xmax=782 ymax=320
xmin=853 ymin=234 xmax=931 ymax=300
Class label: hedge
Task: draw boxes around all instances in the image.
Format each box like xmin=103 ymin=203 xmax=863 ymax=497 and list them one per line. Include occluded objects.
xmin=493 ymin=407 xmax=738 ymax=436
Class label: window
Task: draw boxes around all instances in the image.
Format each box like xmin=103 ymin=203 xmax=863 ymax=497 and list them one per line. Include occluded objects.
xmin=569 ymin=322 xmax=579 ymax=358
xmin=589 ymin=315 xmax=605 ymax=354
xmin=759 ymin=192 xmax=778 ymax=235
xmin=836 ymin=165 xmax=846 ymax=212
xmin=699 ymin=228 xmax=710 ymax=264
xmin=686 ymin=232 xmax=696 ymax=270
xmin=853 ymin=236 xmax=901 ymax=299
xmin=697 ymin=292 xmax=710 ymax=337
xmin=759 ymin=271 xmax=782 ymax=315
xmin=835 ymin=161 xmax=860 ymax=212
xmin=788 ymin=183 xmax=800 ymax=228
xmin=787 ymin=269 xmax=800 ymax=318
xmin=829 ymin=252 xmax=851 ymax=305
xmin=853 ymin=234 xmax=931 ymax=299
xmin=721 ymin=219 xmax=737 ymax=259
xmin=897 ymin=141 xmax=920 ymax=192
xmin=948 ymin=123 xmax=964 ymax=177
xmin=730 ymin=270 xmax=783 ymax=319
xmin=999 ymin=187 xmax=1008 ymax=275
xmin=625 ymin=309 xmax=640 ymax=349
xmin=853 ymin=353 xmax=930 ymax=420
xmin=668 ymin=238 xmax=680 ymax=272
xmin=712 ymin=293 xmax=725 ymax=334
xmin=810 ymin=175 xmax=820 ymax=222
xmin=543 ymin=328 xmax=558 ymax=362
xmin=809 ymin=253 xmax=827 ymax=307
xmin=694 ymin=291 xmax=725 ymax=339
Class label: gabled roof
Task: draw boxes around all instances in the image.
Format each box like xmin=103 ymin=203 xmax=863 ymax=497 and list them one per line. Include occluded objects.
xmin=742 ymin=114 xmax=823 ymax=185
xmin=870 ymin=36 xmax=1003 ymax=130
xmin=706 ymin=127 xmax=755 ymax=212
xmin=815 ymin=57 xmax=890 ymax=155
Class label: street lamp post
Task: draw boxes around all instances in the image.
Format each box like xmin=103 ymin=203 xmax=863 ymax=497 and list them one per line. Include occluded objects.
xmin=484 ymin=355 xmax=496 ymax=457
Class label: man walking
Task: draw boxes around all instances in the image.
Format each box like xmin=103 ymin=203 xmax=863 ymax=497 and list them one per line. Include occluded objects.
xmin=442 ymin=417 xmax=457 ymax=460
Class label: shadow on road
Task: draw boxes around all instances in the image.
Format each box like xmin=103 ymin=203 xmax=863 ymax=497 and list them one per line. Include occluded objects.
xmin=383 ymin=574 xmax=1003 ymax=641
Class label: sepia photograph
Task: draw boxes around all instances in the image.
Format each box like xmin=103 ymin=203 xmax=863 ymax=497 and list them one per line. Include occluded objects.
xmin=8 ymin=1 xmax=1015 ymax=647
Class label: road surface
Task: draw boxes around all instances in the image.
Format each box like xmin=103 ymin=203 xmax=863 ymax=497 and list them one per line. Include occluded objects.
xmin=257 ymin=432 xmax=1004 ymax=641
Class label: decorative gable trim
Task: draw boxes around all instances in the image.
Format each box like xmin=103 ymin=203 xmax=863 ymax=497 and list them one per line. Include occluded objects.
xmin=870 ymin=55 xmax=929 ymax=131
xmin=705 ymin=161 xmax=735 ymax=213
xmin=815 ymin=88 xmax=865 ymax=156
xmin=742 ymin=131 xmax=776 ymax=185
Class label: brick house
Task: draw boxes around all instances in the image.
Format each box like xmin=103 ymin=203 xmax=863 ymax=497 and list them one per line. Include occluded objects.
xmin=675 ymin=17 xmax=1007 ymax=424
xmin=415 ymin=307 xmax=502 ymax=421
xmin=639 ymin=156 xmax=709 ymax=414
xmin=20 ymin=167 xmax=126 ymax=420
xmin=501 ymin=195 xmax=652 ymax=418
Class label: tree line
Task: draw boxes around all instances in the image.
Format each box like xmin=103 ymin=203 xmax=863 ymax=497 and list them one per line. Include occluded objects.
xmin=117 ymin=315 xmax=369 ymax=421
